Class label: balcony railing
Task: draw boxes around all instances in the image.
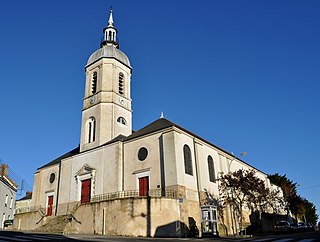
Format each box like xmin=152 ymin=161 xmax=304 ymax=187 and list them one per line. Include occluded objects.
xmin=100 ymin=36 xmax=119 ymax=47
xmin=14 ymin=190 xmax=177 ymax=215
xmin=15 ymin=205 xmax=45 ymax=215
xmin=90 ymin=189 xmax=177 ymax=203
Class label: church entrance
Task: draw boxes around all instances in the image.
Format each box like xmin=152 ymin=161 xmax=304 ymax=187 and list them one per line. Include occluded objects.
xmin=81 ymin=179 xmax=91 ymax=204
xmin=47 ymin=195 xmax=53 ymax=216
xmin=138 ymin=176 xmax=149 ymax=196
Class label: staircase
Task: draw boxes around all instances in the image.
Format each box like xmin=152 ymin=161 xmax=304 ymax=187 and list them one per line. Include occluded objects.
xmin=34 ymin=215 xmax=78 ymax=234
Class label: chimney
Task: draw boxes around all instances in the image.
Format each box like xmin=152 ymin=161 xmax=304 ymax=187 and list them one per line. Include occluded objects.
xmin=1 ymin=164 xmax=9 ymax=177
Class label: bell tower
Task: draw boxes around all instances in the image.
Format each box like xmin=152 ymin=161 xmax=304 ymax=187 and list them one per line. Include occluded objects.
xmin=80 ymin=8 xmax=132 ymax=152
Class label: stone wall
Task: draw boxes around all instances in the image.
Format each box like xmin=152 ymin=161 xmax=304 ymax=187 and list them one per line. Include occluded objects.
xmin=14 ymin=197 xmax=183 ymax=237
xmin=13 ymin=211 xmax=43 ymax=231
xmin=71 ymin=197 xmax=181 ymax=237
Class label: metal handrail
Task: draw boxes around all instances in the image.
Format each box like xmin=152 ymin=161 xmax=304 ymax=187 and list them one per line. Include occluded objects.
xmin=90 ymin=189 xmax=177 ymax=203
xmin=14 ymin=190 xmax=178 ymax=215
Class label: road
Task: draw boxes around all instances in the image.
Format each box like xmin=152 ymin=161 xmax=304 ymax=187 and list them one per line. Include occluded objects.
xmin=0 ymin=230 xmax=319 ymax=242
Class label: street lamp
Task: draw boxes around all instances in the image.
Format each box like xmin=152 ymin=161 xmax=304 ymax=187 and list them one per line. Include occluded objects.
xmin=228 ymin=152 xmax=247 ymax=173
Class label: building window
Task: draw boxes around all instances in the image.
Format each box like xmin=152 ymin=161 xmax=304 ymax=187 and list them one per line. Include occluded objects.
xmin=138 ymin=176 xmax=149 ymax=196
xmin=5 ymin=195 xmax=8 ymax=207
xmin=117 ymin=116 xmax=127 ymax=125
xmin=49 ymin=173 xmax=55 ymax=184
xmin=92 ymin=72 xmax=97 ymax=94
xmin=138 ymin=147 xmax=148 ymax=161
xmin=183 ymin=144 xmax=193 ymax=175
xmin=9 ymin=198 xmax=13 ymax=209
xmin=87 ymin=117 xmax=96 ymax=143
xmin=119 ymin=73 xmax=124 ymax=95
xmin=208 ymin=155 xmax=216 ymax=182
xmin=81 ymin=179 xmax=91 ymax=204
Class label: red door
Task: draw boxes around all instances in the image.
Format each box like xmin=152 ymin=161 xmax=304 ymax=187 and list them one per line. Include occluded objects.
xmin=47 ymin=195 xmax=53 ymax=216
xmin=139 ymin=176 xmax=149 ymax=196
xmin=81 ymin=179 xmax=91 ymax=204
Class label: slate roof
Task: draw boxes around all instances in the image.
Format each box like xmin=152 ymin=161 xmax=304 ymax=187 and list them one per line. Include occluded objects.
xmin=86 ymin=45 xmax=131 ymax=68
xmin=124 ymin=118 xmax=175 ymax=141
xmin=123 ymin=118 xmax=223 ymax=152
xmin=37 ymin=118 xmax=265 ymax=175
xmin=38 ymin=146 xmax=80 ymax=170
xmin=121 ymin=118 xmax=266 ymax=175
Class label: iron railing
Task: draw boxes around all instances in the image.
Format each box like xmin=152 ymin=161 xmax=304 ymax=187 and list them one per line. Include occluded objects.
xmin=15 ymin=205 xmax=46 ymax=215
xmin=90 ymin=189 xmax=177 ymax=203
xmin=14 ymin=190 xmax=178 ymax=214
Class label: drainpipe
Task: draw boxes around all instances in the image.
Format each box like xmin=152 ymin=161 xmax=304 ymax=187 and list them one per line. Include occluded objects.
xmin=159 ymin=134 xmax=166 ymax=196
xmin=55 ymin=161 xmax=62 ymax=216
xmin=193 ymin=138 xmax=202 ymax=237
xmin=121 ymin=141 xmax=125 ymax=191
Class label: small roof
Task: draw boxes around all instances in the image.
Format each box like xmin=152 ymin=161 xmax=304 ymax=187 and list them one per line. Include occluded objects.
xmin=124 ymin=118 xmax=175 ymax=141
xmin=86 ymin=45 xmax=131 ymax=68
xmin=18 ymin=192 xmax=32 ymax=201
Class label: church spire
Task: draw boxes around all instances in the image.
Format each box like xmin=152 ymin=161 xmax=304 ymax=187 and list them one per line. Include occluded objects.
xmin=101 ymin=6 xmax=118 ymax=48
xmin=107 ymin=6 xmax=114 ymax=27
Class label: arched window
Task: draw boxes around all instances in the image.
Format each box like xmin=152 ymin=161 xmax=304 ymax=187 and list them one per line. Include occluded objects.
xmin=208 ymin=155 xmax=216 ymax=182
xmin=119 ymin=72 xmax=124 ymax=95
xmin=92 ymin=72 xmax=97 ymax=94
xmin=117 ymin=116 xmax=127 ymax=125
xmin=87 ymin=117 xmax=96 ymax=143
xmin=183 ymin=144 xmax=193 ymax=175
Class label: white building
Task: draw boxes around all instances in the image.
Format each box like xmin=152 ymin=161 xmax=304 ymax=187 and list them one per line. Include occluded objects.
xmin=0 ymin=164 xmax=17 ymax=229
xmin=14 ymin=9 xmax=282 ymax=237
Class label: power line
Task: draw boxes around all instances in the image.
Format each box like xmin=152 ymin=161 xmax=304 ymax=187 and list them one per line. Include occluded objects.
xmin=1 ymin=159 xmax=33 ymax=193
xmin=298 ymin=184 xmax=320 ymax=190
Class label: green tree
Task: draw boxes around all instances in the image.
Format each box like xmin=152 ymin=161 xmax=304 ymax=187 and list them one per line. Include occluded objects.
xmin=268 ymin=173 xmax=298 ymax=219
xmin=219 ymin=169 xmax=282 ymax=234
xmin=304 ymin=199 xmax=318 ymax=224
xmin=268 ymin=173 xmax=318 ymax=224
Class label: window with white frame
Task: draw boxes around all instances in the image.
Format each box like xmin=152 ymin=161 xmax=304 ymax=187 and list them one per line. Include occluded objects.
xmin=9 ymin=198 xmax=13 ymax=209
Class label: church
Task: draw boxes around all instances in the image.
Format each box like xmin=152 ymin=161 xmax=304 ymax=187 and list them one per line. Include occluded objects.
xmin=13 ymin=9 xmax=280 ymax=237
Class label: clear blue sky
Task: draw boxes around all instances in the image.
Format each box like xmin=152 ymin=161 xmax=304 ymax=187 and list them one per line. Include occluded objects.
xmin=0 ymin=1 xmax=319 ymax=219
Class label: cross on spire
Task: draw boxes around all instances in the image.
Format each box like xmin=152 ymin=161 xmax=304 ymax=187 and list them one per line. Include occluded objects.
xmin=101 ymin=6 xmax=118 ymax=48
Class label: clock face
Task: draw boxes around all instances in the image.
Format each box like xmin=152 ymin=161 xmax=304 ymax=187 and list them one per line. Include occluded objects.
xmin=119 ymin=97 xmax=125 ymax=105
xmin=90 ymin=96 xmax=95 ymax=104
